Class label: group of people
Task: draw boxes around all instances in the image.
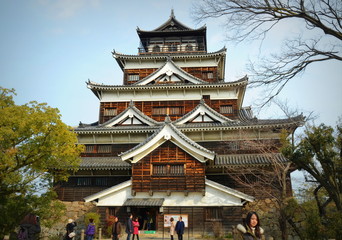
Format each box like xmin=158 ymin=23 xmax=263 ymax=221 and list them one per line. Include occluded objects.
xmin=63 ymin=218 xmax=95 ymax=240
xmin=17 ymin=211 xmax=263 ymax=240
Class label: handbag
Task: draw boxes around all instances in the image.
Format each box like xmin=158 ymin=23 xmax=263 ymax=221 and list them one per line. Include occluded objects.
xmin=68 ymin=232 xmax=76 ymax=238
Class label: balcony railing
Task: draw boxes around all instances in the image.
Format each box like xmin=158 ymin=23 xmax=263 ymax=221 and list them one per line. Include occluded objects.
xmin=138 ymin=45 xmax=206 ymax=54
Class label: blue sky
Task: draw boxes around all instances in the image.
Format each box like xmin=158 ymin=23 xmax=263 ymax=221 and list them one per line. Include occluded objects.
xmin=1 ymin=0 xmax=341 ymax=130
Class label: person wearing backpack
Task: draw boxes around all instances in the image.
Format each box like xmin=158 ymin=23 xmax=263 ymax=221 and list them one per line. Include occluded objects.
xmin=85 ymin=218 xmax=96 ymax=240
xmin=18 ymin=214 xmax=41 ymax=240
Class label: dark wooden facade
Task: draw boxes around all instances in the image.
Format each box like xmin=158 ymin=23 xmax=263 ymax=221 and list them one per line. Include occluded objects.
xmin=100 ymin=99 xmax=238 ymax=123
xmin=132 ymin=142 xmax=205 ymax=193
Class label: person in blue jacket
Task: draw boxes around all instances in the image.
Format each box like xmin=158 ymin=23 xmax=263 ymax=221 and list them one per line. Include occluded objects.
xmin=85 ymin=218 xmax=96 ymax=240
xmin=175 ymin=216 xmax=185 ymax=240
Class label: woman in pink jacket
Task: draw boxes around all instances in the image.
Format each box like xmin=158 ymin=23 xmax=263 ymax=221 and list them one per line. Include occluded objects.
xmin=132 ymin=217 xmax=140 ymax=240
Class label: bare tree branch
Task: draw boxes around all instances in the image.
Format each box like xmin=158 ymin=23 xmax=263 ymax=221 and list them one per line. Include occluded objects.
xmin=192 ymin=0 xmax=342 ymax=105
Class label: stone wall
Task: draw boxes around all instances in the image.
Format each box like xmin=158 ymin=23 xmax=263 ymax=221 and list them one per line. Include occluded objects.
xmin=41 ymin=201 xmax=97 ymax=239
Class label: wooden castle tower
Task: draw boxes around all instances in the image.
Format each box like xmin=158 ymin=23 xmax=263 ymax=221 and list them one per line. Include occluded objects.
xmin=55 ymin=10 xmax=304 ymax=236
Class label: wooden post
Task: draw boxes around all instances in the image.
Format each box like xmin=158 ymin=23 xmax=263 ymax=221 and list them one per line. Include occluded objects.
xmin=99 ymin=227 xmax=102 ymax=240
xmin=81 ymin=229 xmax=85 ymax=240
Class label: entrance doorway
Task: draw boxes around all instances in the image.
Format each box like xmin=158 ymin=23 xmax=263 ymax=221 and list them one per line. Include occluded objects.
xmin=130 ymin=207 xmax=158 ymax=231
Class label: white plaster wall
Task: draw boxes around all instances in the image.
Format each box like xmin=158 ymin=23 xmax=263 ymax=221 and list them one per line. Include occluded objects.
xmin=95 ymin=183 xmax=243 ymax=207
xmin=100 ymin=88 xmax=238 ymax=102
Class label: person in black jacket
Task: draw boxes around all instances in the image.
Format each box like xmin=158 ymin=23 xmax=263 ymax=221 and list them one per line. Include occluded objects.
xmin=125 ymin=214 xmax=133 ymax=240
xmin=65 ymin=219 xmax=77 ymax=240
xmin=18 ymin=214 xmax=41 ymax=240
xmin=112 ymin=217 xmax=122 ymax=240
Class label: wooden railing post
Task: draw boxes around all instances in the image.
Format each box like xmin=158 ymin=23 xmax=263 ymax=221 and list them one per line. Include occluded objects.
xmin=81 ymin=229 xmax=85 ymax=240
xmin=99 ymin=227 xmax=102 ymax=240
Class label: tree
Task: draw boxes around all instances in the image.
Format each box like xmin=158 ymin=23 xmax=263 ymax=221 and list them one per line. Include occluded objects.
xmin=192 ymin=0 xmax=342 ymax=105
xmin=225 ymin=136 xmax=298 ymax=240
xmin=0 ymin=87 xmax=84 ymax=237
xmin=282 ymin=121 xmax=342 ymax=239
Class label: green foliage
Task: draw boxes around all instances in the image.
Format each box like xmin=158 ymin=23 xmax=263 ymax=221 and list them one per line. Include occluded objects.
xmin=85 ymin=212 xmax=101 ymax=230
xmin=105 ymin=215 xmax=116 ymax=237
xmin=0 ymin=87 xmax=84 ymax=237
xmin=281 ymin=120 xmax=342 ymax=239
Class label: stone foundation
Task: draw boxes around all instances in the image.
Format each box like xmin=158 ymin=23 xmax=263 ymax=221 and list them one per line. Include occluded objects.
xmin=41 ymin=201 xmax=97 ymax=239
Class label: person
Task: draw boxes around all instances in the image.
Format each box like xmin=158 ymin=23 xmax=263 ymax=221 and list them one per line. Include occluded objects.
xmin=236 ymin=211 xmax=264 ymax=240
xmin=65 ymin=219 xmax=77 ymax=240
xmin=142 ymin=212 xmax=148 ymax=230
xmin=169 ymin=217 xmax=176 ymax=240
xmin=18 ymin=214 xmax=41 ymax=240
xmin=112 ymin=216 xmax=122 ymax=240
xmin=125 ymin=214 xmax=133 ymax=240
xmin=85 ymin=218 xmax=96 ymax=240
xmin=132 ymin=217 xmax=140 ymax=240
xmin=175 ymin=216 xmax=185 ymax=240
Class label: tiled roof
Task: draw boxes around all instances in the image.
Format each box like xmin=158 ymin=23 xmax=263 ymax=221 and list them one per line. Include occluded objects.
xmin=112 ymin=47 xmax=226 ymax=60
xmin=214 ymin=153 xmax=288 ymax=167
xmin=123 ymin=198 xmax=164 ymax=206
xmin=79 ymin=157 xmax=131 ymax=170
xmin=75 ymin=114 xmax=305 ymax=133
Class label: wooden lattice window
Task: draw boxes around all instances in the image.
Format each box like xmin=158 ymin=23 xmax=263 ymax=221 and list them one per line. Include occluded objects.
xmin=220 ymin=105 xmax=233 ymax=114
xmin=128 ymin=74 xmax=140 ymax=81
xmin=205 ymin=208 xmax=223 ymax=221
xmin=152 ymin=107 xmax=183 ymax=115
xmin=153 ymin=164 xmax=184 ymax=176
xmin=98 ymin=145 xmax=112 ymax=153
xmin=170 ymin=165 xmax=184 ymax=175
xmin=153 ymin=165 xmax=167 ymax=176
xmin=77 ymin=178 xmax=92 ymax=186
xmin=104 ymin=108 xmax=117 ymax=116
xmin=85 ymin=145 xmax=95 ymax=153
xmin=95 ymin=178 xmax=108 ymax=186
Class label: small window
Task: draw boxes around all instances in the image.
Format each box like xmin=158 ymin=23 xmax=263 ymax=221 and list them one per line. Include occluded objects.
xmin=104 ymin=108 xmax=117 ymax=116
xmin=85 ymin=145 xmax=95 ymax=153
xmin=169 ymin=44 xmax=177 ymax=52
xmin=153 ymin=165 xmax=167 ymax=176
xmin=153 ymin=45 xmax=160 ymax=52
xmin=98 ymin=145 xmax=112 ymax=153
xmin=170 ymin=165 xmax=184 ymax=175
xmin=152 ymin=107 xmax=183 ymax=115
xmin=77 ymin=178 xmax=92 ymax=186
xmin=220 ymin=105 xmax=233 ymax=114
xmin=205 ymin=208 xmax=222 ymax=221
xmin=228 ymin=141 xmax=239 ymax=150
xmin=95 ymin=178 xmax=108 ymax=186
xmin=152 ymin=107 xmax=168 ymax=115
xmin=128 ymin=74 xmax=140 ymax=81
xmin=185 ymin=44 xmax=193 ymax=51
xmin=203 ymin=71 xmax=214 ymax=79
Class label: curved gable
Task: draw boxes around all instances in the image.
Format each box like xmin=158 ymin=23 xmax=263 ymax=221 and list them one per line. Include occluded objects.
xmin=174 ymin=99 xmax=238 ymax=125
xmin=100 ymin=101 xmax=159 ymax=127
xmin=133 ymin=58 xmax=207 ymax=85
xmin=120 ymin=120 xmax=215 ymax=163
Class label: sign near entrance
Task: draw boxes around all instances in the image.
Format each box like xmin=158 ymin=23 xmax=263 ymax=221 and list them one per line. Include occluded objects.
xmin=164 ymin=214 xmax=188 ymax=228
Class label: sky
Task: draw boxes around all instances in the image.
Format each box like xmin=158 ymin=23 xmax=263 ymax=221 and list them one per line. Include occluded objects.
xmin=1 ymin=0 xmax=341 ymax=189
xmin=1 ymin=0 xmax=341 ymax=128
